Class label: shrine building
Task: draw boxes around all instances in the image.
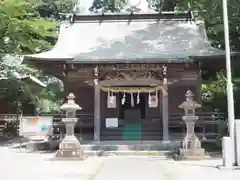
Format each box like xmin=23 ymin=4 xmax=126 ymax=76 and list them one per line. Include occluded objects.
xmin=24 ymin=1 xmax=234 ymax=142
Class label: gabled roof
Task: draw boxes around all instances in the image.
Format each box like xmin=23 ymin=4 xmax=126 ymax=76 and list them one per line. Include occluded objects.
xmin=25 ymin=12 xmax=224 ymax=63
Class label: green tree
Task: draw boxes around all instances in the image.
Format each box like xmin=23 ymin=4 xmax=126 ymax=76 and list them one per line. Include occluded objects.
xmin=177 ymin=0 xmax=240 ymax=51
xmin=29 ymin=0 xmax=74 ymax=19
xmin=0 ymin=0 xmax=57 ymax=55
xmin=0 ymin=0 xmax=61 ymax=114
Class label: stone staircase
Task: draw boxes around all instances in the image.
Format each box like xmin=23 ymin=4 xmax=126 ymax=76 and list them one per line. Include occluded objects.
xmin=12 ymin=138 xmax=181 ymax=157
xmin=101 ymin=122 xmax=163 ymax=141
xmin=80 ymin=141 xmax=179 ymax=156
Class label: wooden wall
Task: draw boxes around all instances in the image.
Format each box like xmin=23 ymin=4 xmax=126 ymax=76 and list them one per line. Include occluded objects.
xmin=168 ymin=85 xmax=197 ymax=116
xmin=66 ymin=62 xmax=201 ymax=132
xmin=100 ymin=91 xmax=118 ymax=129
xmin=67 ymin=84 xmax=199 ymax=120
xmin=67 ymin=84 xmax=94 ymax=115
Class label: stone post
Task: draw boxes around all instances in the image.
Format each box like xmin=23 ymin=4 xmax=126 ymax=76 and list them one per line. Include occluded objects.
xmin=55 ymin=93 xmax=84 ymax=160
xmin=175 ymin=90 xmax=205 ymax=160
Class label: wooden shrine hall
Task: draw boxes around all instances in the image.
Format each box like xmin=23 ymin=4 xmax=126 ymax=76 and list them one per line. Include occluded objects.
xmin=24 ymin=2 xmax=232 ymax=142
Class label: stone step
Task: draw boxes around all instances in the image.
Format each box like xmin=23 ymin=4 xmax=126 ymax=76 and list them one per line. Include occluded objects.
xmin=102 ymin=126 xmax=162 ymax=131
xmin=79 ymin=142 xmax=180 ymax=151
xmin=84 ymin=150 xmax=172 ymax=157
xmin=83 ymin=150 xmax=220 ymax=158
xmin=141 ymin=136 xmax=162 ymax=141
xmin=100 ymin=135 xmax=162 ymax=141
xmin=101 ymin=130 xmax=163 ymax=135
xmin=18 ymin=140 xmax=181 ymax=151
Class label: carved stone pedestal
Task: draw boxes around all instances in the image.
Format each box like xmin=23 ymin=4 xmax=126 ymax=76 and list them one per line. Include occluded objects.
xmin=177 ymin=148 xmax=205 ymax=160
xmin=55 ymin=118 xmax=84 ymax=160
xmin=55 ymin=146 xmax=83 ymax=159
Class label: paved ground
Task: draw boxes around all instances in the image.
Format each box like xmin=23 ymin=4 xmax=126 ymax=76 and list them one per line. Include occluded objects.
xmin=94 ymin=157 xmax=240 ymax=180
xmin=0 ymin=147 xmax=104 ymax=180
xmin=0 ymin=146 xmax=240 ymax=180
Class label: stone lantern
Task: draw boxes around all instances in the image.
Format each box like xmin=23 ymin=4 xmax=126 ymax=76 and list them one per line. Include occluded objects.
xmin=55 ymin=93 xmax=83 ymax=159
xmin=176 ymin=90 xmax=205 ymax=160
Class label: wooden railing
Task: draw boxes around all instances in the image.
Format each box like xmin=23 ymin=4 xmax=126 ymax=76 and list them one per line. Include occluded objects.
xmin=0 ymin=114 xmax=18 ymax=121
xmin=169 ymin=111 xmax=224 ymax=140
xmin=0 ymin=114 xmax=19 ymax=137
xmin=0 ymin=112 xmax=224 ymax=141
xmin=51 ymin=113 xmax=94 ymax=127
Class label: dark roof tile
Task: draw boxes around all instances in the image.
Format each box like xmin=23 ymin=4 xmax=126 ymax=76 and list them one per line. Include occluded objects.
xmin=25 ymin=18 xmax=224 ymax=63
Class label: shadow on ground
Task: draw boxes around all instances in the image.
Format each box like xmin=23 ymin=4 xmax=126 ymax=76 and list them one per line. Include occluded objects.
xmin=0 ymin=137 xmax=28 ymax=147
xmin=0 ymin=137 xmax=222 ymax=160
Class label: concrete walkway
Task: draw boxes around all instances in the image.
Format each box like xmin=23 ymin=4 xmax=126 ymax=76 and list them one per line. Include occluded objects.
xmin=1 ymin=146 xmax=240 ymax=180
xmin=0 ymin=147 xmax=104 ymax=180
xmin=94 ymin=157 xmax=240 ymax=180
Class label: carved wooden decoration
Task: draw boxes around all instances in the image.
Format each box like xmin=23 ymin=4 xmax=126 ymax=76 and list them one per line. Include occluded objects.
xmin=98 ymin=70 xmax=163 ymax=87
xmin=104 ymin=71 xmax=157 ymax=81
xmin=83 ymin=65 xmax=169 ymax=87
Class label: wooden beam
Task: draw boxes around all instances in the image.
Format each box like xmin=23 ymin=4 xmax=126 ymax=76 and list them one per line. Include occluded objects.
xmin=99 ymin=79 xmax=162 ymax=87
xmin=69 ymin=62 xmax=197 ymax=71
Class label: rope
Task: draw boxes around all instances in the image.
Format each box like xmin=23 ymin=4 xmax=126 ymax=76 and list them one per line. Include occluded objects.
xmin=100 ymin=86 xmax=163 ymax=93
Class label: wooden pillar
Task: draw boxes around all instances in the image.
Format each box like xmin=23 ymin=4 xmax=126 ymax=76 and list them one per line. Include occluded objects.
xmin=162 ymin=88 xmax=169 ymax=142
xmin=196 ymin=70 xmax=202 ymax=104
xmin=162 ymin=65 xmax=169 ymax=142
xmin=61 ymin=63 xmax=68 ymax=140
xmin=63 ymin=64 xmax=69 ymax=97
xmin=94 ymin=85 xmax=101 ymax=141
xmin=196 ymin=62 xmax=202 ymax=104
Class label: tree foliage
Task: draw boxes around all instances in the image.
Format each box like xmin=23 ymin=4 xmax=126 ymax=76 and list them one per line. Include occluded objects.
xmin=1 ymin=0 xmax=240 ymax=115
xmin=29 ymin=0 xmax=74 ymax=19
xmin=179 ymin=0 xmax=240 ymax=117
xmin=0 ymin=0 xmax=62 ymax=114
xmin=177 ymin=0 xmax=240 ymax=51
xmin=0 ymin=0 xmax=57 ymax=55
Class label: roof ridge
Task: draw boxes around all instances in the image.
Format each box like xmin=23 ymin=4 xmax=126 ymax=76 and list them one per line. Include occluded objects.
xmin=69 ymin=11 xmax=193 ymax=22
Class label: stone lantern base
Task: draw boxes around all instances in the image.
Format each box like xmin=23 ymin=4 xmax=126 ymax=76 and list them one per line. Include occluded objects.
xmin=55 ymin=149 xmax=84 ymax=160
xmin=174 ymin=133 xmax=206 ymax=161
xmin=175 ymin=148 xmax=205 ymax=160
xmin=55 ymin=137 xmax=84 ymax=160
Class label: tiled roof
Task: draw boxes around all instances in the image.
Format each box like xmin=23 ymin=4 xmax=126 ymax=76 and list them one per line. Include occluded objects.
xmin=25 ymin=14 xmax=224 ymax=63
